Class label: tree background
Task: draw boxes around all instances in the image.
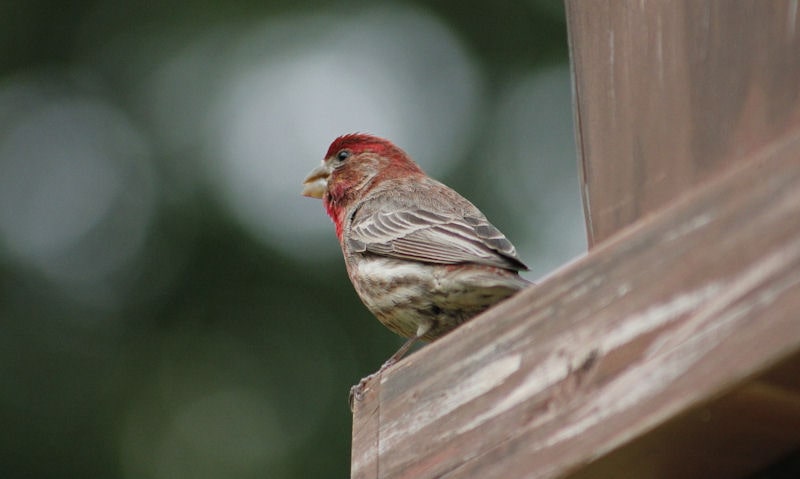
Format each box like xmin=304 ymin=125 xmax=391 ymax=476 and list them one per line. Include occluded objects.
xmin=0 ymin=1 xmax=585 ymax=477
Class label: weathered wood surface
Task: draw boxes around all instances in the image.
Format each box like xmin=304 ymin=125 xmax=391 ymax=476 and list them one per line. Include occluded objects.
xmin=566 ymin=0 xmax=800 ymax=247
xmin=351 ymin=132 xmax=800 ymax=479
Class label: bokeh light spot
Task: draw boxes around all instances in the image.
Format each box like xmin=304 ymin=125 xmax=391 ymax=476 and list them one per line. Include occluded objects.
xmin=0 ymin=74 xmax=156 ymax=306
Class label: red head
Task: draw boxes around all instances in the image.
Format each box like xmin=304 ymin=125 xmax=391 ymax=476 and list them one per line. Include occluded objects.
xmin=324 ymin=133 xmax=405 ymax=160
xmin=302 ymin=134 xmax=424 ymax=238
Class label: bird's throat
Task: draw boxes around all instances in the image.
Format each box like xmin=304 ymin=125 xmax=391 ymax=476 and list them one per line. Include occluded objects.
xmin=323 ymin=194 xmax=346 ymax=241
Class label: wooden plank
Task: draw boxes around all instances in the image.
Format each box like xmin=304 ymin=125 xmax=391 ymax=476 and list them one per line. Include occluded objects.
xmin=566 ymin=0 xmax=800 ymax=247
xmin=350 ymin=130 xmax=800 ymax=479
xmin=351 ymin=379 xmax=381 ymax=479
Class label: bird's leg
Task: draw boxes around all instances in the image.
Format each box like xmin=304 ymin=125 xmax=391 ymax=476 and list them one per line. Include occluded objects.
xmin=383 ymin=335 xmax=418 ymax=368
xmin=349 ymin=322 xmax=432 ymax=411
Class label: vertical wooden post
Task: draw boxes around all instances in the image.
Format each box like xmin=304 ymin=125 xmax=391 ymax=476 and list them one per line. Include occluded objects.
xmin=566 ymin=0 xmax=800 ymax=247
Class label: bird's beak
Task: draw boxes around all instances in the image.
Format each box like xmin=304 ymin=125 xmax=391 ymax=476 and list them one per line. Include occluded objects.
xmin=302 ymin=162 xmax=332 ymax=198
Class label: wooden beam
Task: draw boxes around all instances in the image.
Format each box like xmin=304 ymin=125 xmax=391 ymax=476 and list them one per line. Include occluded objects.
xmin=566 ymin=0 xmax=800 ymax=247
xmin=351 ymin=131 xmax=800 ymax=479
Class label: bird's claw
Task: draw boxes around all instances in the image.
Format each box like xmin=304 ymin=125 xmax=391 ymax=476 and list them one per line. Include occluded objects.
xmin=349 ymin=374 xmax=375 ymax=412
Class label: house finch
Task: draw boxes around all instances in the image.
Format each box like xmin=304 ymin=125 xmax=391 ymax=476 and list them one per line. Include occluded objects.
xmin=302 ymin=134 xmax=530 ymax=404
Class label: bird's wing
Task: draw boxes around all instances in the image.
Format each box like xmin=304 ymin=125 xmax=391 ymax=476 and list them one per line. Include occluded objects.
xmin=347 ymin=207 xmax=528 ymax=271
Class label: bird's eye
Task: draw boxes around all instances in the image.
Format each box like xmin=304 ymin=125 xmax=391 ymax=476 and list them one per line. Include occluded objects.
xmin=336 ymin=150 xmax=350 ymax=162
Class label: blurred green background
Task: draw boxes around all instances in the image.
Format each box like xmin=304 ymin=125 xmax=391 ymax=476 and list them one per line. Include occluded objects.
xmin=0 ymin=1 xmax=585 ymax=477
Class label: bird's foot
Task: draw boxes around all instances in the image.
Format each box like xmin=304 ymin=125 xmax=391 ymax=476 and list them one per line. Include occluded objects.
xmin=348 ymin=375 xmax=371 ymax=411
xmin=348 ymin=358 xmax=398 ymax=412
xmin=349 ymin=372 xmax=377 ymax=411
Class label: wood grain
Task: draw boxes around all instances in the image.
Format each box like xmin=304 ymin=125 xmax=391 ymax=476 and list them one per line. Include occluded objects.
xmin=350 ymin=131 xmax=800 ymax=479
xmin=566 ymin=0 xmax=800 ymax=247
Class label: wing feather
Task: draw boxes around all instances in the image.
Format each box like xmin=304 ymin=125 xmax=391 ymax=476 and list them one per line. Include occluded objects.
xmin=348 ymin=206 xmax=528 ymax=271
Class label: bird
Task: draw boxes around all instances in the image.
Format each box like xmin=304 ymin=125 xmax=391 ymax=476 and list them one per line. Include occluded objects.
xmin=302 ymin=133 xmax=531 ymax=406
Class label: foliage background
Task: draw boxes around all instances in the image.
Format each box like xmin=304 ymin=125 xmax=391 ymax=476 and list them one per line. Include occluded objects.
xmin=0 ymin=1 xmax=585 ymax=477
